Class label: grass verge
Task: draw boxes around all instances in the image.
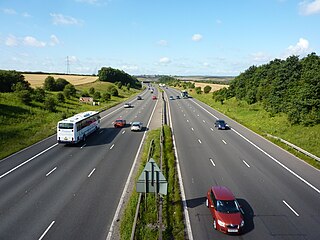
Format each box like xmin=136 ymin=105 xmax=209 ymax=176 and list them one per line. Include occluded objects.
xmin=120 ymin=125 xmax=184 ymax=239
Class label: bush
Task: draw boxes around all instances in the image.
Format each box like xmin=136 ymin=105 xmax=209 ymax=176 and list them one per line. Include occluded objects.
xmin=102 ymin=92 xmax=111 ymax=101
xmin=55 ymin=78 xmax=70 ymax=91
xmin=44 ymin=76 xmax=56 ymax=91
xmin=107 ymin=85 xmax=119 ymax=96
xmin=16 ymin=90 xmax=32 ymax=105
xmin=56 ymin=92 xmax=65 ymax=103
xmin=44 ymin=97 xmax=56 ymax=112
xmin=89 ymin=87 xmax=95 ymax=95
xmin=93 ymin=91 xmax=101 ymax=100
xmin=63 ymin=84 xmax=76 ymax=99
xmin=195 ymin=87 xmax=202 ymax=94
xmin=33 ymin=87 xmax=46 ymax=102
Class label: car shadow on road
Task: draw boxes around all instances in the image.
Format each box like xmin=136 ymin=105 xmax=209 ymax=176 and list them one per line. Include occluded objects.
xmin=186 ymin=196 xmax=207 ymax=208
xmin=237 ymin=198 xmax=255 ymax=234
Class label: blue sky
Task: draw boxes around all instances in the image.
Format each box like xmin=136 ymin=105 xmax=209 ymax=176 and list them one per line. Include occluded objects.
xmin=0 ymin=0 xmax=319 ymax=76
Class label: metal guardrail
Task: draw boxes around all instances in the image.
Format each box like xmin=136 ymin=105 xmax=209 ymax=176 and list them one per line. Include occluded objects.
xmin=267 ymin=134 xmax=320 ymax=162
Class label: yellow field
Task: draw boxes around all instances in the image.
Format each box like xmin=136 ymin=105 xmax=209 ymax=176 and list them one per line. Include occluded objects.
xmin=23 ymin=74 xmax=98 ymax=87
xmin=192 ymin=81 xmax=228 ymax=92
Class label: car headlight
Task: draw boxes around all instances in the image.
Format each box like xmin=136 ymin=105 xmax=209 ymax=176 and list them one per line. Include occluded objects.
xmin=240 ymin=220 xmax=244 ymax=227
xmin=217 ymin=220 xmax=225 ymax=227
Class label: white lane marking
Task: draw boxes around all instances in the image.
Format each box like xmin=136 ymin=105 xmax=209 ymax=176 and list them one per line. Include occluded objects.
xmin=242 ymin=160 xmax=250 ymax=168
xmin=110 ymin=144 xmax=114 ymax=150
xmin=186 ymin=119 xmax=189 ymax=122
xmin=99 ymin=130 xmax=104 ymax=134
xmin=210 ymin=128 xmax=214 ymax=131
xmin=231 ymin=128 xmax=320 ymax=194
xmin=122 ymin=130 xmax=126 ymax=134
xmin=184 ymin=114 xmax=186 ymax=117
xmin=191 ymin=98 xmax=320 ymax=194
xmin=222 ymin=140 xmax=227 ymax=144
xmin=0 ymin=143 xmax=59 ymax=180
xmin=283 ymin=200 xmax=299 ymax=217
xmin=191 ymin=127 xmax=194 ymax=131
xmin=80 ymin=144 xmax=86 ymax=149
xmin=197 ymin=114 xmax=200 ymax=117
xmin=198 ymin=139 xmax=202 ymax=144
xmin=107 ymin=94 xmax=159 ymax=240
xmin=88 ymin=168 xmax=96 ymax=178
xmin=46 ymin=167 xmax=57 ymax=177
xmin=39 ymin=221 xmax=55 ymax=240
xmin=210 ymin=158 xmax=215 ymax=167
xmin=203 ymin=120 xmax=206 ymax=123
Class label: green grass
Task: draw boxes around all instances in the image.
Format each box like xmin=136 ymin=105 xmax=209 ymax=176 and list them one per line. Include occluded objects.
xmin=191 ymin=92 xmax=320 ymax=169
xmin=120 ymin=126 xmax=184 ymax=239
xmin=0 ymin=81 xmax=140 ymax=159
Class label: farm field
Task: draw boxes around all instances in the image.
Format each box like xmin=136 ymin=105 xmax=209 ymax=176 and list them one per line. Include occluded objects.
xmin=23 ymin=73 xmax=98 ymax=87
xmin=192 ymin=81 xmax=228 ymax=92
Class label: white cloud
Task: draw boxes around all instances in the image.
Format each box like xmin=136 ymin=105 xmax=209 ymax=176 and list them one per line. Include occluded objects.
xmin=121 ymin=65 xmax=138 ymax=71
xmin=157 ymin=40 xmax=168 ymax=46
xmin=192 ymin=34 xmax=203 ymax=42
xmin=285 ymin=38 xmax=310 ymax=56
xmin=23 ymin=36 xmax=46 ymax=47
xmin=159 ymin=57 xmax=171 ymax=64
xmin=49 ymin=35 xmax=60 ymax=46
xmin=50 ymin=13 xmax=82 ymax=25
xmin=5 ymin=35 xmax=19 ymax=46
xmin=3 ymin=8 xmax=17 ymax=15
xmin=251 ymin=52 xmax=271 ymax=62
xmin=299 ymin=0 xmax=320 ymax=15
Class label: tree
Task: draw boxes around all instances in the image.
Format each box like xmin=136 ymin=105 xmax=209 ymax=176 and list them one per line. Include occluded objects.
xmin=107 ymin=85 xmax=119 ymax=96
xmin=102 ymin=92 xmax=111 ymax=101
xmin=93 ymin=91 xmax=101 ymax=100
xmin=0 ymin=70 xmax=29 ymax=93
xmin=195 ymin=87 xmax=202 ymax=94
xmin=16 ymin=90 xmax=32 ymax=105
xmin=63 ymin=84 xmax=76 ymax=99
xmin=89 ymin=87 xmax=95 ymax=95
xmin=44 ymin=76 xmax=56 ymax=91
xmin=55 ymin=78 xmax=70 ymax=91
xmin=203 ymin=85 xmax=212 ymax=94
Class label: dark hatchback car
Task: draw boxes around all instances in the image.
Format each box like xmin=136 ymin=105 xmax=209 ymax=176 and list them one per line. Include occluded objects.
xmin=214 ymin=119 xmax=229 ymax=130
xmin=206 ymin=186 xmax=244 ymax=234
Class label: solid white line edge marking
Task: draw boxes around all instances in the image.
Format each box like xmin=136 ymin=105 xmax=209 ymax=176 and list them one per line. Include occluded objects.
xmin=242 ymin=160 xmax=250 ymax=168
xmin=46 ymin=167 xmax=57 ymax=177
xmin=88 ymin=168 xmax=96 ymax=178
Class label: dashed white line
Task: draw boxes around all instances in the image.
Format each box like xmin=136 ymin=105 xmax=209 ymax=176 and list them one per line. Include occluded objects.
xmin=283 ymin=200 xmax=299 ymax=216
xmin=222 ymin=140 xmax=227 ymax=144
xmin=110 ymin=144 xmax=114 ymax=150
xmin=39 ymin=221 xmax=55 ymax=240
xmin=88 ymin=168 xmax=96 ymax=178
xmin=242 ymin=160 xmax=250 ymax=168
xmin=203 ymin=120 xmax=206 ymax=123
xmin=80 ymin=144 xmax=86 ymax=149
xmin=46 ymin=167 xmax=57 ymax=177
xmin=122 ymin=130 xmax=126 ymax=134
xmin=210 ymin=158 xmax=215 ymax=167
xmin=186 ymin=119 xmax=189 ymax=122
xmin=0 ymin=143 xmax=58 ymax=180
xmin=198 ymin=139 xmax=202 ymax=144
xmin=99 ymin=130 xmax=104 ymax=134
xmin=210 ymin=128 xmax=214 ymax=131
xmin=191 ymin=127 xmax=194 ymax=131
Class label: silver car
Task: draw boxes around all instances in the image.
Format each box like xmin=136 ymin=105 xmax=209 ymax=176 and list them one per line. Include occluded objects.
xmin=131 ymin=121 xmax=143 ymax=131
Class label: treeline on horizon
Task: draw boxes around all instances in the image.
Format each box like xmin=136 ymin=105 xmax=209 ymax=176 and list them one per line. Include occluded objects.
xmin=213 ymin=53 xmax=320 ymax=126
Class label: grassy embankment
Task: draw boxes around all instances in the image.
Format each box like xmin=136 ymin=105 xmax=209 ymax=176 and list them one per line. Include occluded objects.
xmin=120 ymin=126 xmax=184 ymax=240
xmin=0 ymin=80 xmax=140 ymax=159
xmin=190 ymin=90 xmax=320 ymax=170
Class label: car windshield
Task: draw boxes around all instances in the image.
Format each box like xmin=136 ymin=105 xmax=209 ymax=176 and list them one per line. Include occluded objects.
xmin=59 ymin=123 xmax=74 ymax=129
xmin=115 ymin=120 xmax=122 ymax=122
xmin=133 ymin=123 xmax=140 ymax=126
xmin=216 ymin=200 xmax=239 ymax=213
xmin=218 ymin=121 xmax=225 ymax=125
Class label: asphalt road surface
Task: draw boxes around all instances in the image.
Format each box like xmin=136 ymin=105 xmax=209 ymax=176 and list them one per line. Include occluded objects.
xmin=165 ymin=88 xmax=320 ymax=240
xmin=0 ymin=88 xmax=158 ymax=240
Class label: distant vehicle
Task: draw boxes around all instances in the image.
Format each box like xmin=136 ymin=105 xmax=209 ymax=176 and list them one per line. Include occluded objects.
xmin=131 ymin=121 xmax=143 ymax=131
xmin=181 ymin=90 xmax=188 ymax=99
xmin=206 ymin=186 xmax=244 ymax=234
xmin=169 ymin=96 xmax=174 ymax=100
xmin=57 ymin=111 xmax=100 ymax=144
xmin=176 ymin=95 xmax=180 ymax=99
xmin=152 ymin=95 xmax=157 ymax=100
xmin=214 ymin=119 xmax=229 ymax=130
xmin=124 ymin=102 xmax=132 ymax=108
xmin=137 ymin=95 xmax=142 ymax=100
xmin=113 ymin=118 xmax=126 ymax=128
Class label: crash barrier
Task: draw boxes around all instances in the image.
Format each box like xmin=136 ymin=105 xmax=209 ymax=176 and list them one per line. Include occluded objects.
xmin=267 ymin=134 xmax=320 ymax=162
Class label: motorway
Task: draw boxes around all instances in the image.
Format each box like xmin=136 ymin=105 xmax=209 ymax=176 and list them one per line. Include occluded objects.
xmin=165 ymin=88 xmax=320 ymax=240
xmin=0 ymin=88 xmax=158 ymax=240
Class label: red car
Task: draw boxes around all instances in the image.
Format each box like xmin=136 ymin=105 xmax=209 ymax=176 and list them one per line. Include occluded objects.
xmin=206 ymin=186 xmax=244 ymax=234
xmin=152 ymin=95 xmax=157 ymax=100
xmin=113 ymin=118 xmax=126 ymax=128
